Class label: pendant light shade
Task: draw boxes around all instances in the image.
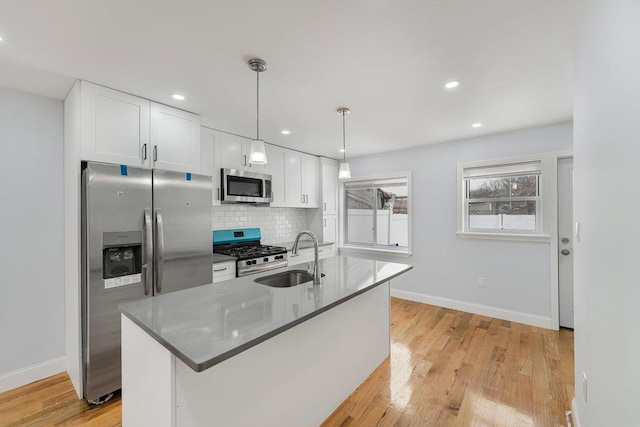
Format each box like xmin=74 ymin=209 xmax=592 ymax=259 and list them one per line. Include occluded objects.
xmin=337 ymin=107 xmax=351 ymax=179
xmin=248 ymin=58 xmax=268 ymax=164
xmin=249 ymin=139 xmax=267 ymax=164
xmin=338 ymin=161 xmax=351 ymax=179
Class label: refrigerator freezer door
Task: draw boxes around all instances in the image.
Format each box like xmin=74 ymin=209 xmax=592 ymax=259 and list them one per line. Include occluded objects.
xmin=82 ymin=162 xmax=152 ymax=402
xmin=152 ymin=170 xmax=213 ymax=294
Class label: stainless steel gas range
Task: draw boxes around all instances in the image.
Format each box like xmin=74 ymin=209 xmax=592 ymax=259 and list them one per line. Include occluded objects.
xmin=213 ymin=228 xmax=288 ymax=277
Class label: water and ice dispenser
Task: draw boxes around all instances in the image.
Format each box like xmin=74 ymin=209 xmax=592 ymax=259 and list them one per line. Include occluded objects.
xmin=102 ymin=231 xmax=142 ymax=288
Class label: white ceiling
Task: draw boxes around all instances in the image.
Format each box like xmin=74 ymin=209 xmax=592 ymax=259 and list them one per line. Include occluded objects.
xmin=0 ymin=0 xmax=583 ymax=159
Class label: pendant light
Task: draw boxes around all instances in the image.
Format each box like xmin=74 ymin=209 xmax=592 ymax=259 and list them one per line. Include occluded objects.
xmin=337 ymin=107 xmax=351 ymax=179
xmin=248 ymin=58 xmax=268 ymax=164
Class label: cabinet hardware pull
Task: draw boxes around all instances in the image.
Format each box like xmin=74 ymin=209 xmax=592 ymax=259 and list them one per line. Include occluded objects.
xmin=217 ymin=188 xmax=220 ymax=201
xmin=142 ymin=143 xmax=147 ymax=160
xmin=153 ymin=145 xmax=158 ymax=162
xmin=324 ymin=218 xmax=326 ymax=227
xmin=324 ymin=202 xmax=326 ymax=211
xmin=243 ymin=155 xmax=247 ymax=167
xmin=213 ymin=267 xmax=229 ymax=272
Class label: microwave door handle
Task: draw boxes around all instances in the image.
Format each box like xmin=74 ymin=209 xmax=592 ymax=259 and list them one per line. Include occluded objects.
xmin=155 ymin=209 xmax=164 ymax=294
xmin=143 ymin=208 xmax=153 ymax=295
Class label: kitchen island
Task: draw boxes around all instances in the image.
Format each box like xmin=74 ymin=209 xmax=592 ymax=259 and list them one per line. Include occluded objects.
xmin=119 ymin=255 xmax=412 ymax=427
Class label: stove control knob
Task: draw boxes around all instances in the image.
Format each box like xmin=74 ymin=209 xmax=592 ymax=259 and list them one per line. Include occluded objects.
xmin=264 ymin=257 xmax=269 ymax=262
xmin=252 ymin=260 xmax=257 ymax=265
xmin=246 ymin=261 xmax=251 ymax=266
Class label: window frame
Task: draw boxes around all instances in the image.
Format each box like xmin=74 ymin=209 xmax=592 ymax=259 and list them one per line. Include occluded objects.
xmin=340 ymin=172 xmax=412 ymax=256
xmin=457 ymin=155 xmax=551 ymax=242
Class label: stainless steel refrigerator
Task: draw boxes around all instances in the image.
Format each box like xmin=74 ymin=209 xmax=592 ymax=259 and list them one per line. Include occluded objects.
xmin=81 ymin=162 xmax=212 ymax=403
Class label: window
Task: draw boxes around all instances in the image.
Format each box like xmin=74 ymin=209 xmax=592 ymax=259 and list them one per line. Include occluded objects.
xmin=462 ymin=161 xmax=542 ymax=234
xmin=343 ymin=175 xmax=410 ymax=253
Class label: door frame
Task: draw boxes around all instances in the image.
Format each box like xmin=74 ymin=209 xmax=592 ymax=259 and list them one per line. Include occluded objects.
xmin=549 ymin=150 xmax=573 ymax=330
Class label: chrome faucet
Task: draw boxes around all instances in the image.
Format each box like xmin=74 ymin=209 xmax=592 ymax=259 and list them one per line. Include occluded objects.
xmin=292 ymin=230 xmax=321 ymax=285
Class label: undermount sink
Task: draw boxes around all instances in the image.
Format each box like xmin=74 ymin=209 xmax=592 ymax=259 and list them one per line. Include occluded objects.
xmin=254 ymin=269 xmax=326 ymax=288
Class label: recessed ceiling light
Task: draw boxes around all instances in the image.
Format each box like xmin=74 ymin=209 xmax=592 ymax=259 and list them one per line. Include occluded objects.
xmin=444 ymin=81 xmax=460 ymax=89
xmin=281 ymin=130 xmax=291 ymax=135
xmin=172 ymin=94 xmax=185 ymax=101
xmin=472 ymin=123 xmax=483 ymax=128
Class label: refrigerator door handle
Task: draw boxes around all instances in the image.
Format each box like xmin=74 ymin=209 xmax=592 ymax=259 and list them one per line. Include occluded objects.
xmin=155 ymin=209 xmax=165 ymax=293
xmin=143 ymin=208 xmax=153 ymax=295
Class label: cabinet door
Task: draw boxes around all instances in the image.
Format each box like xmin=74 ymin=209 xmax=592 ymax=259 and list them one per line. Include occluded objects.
xmin=80 ymin=81 xmax=150 ymax=167
xmin=150 ymin=103 xmax=201 ymax=173
xmin=323 ymin=215 xmax=337 ymax=245
xmin=219 ymin=133 xmax=245 ymax=170
xmin=322 ymin=160 xmax=338 ymax=215
xmin=266 ymin=144 xmax=286 ymax=207
xmin=200 ymin=127 xmax=222 ymax=205
xmin=302 ymin=154 xmax=319 ymax=208
xmin=284 ymin=150 xmax=303 ymax=207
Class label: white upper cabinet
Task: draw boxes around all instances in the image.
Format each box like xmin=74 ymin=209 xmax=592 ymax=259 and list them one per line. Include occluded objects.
xmin=283 ymin=150 xmax=319 ymax=208
xmin=80 ymin=81 xmax=150 ymax=168
xmin=302 ymin=153 xmax=319 ymax=208
xmin=266 ymin=144 xmax=286 ymax=207
xmin=219 ymin=133 xmax=267 ymax=172
xmin=150 ymin=102 xmax=201 ymax=173
xmin=284 ymin=150 xmax=303 ymax=207
xmin=79 ymin=81 xmax=200 ymax=173
xmin=200 ymin=127 xmax=222 ymax=205
xmin=321 ymin=158 xmax=339 ymax=215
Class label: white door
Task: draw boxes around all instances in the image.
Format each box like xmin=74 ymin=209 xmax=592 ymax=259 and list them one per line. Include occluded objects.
xmin=284 ymin=150 xmax=303 ymax=207
xmin=323 ymin=215 xmax=337 ymax=244
xmin=558 ymin=157 xmax=574 ymax=328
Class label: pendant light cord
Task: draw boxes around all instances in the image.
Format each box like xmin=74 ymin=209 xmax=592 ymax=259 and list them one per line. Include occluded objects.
xmin=256 ymin=70 xmax=260 ymax=141
xmin=342 ymin=111 xmax=346 ymax=162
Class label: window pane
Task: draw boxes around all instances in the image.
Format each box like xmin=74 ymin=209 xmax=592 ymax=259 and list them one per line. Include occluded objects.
xmin=468 ymin=177 xmax=510 ymax=198
xmin=346 ymin=188 xmax=374 ymax=244
xmin=509 ymin=175 xmax=538 ymax=197
xmin=468 ymin=201 xmax=536 ymax=231
xmin=468 ymin=175 xmax=538 ymax=199
xmin=344 ymin=180 xmax=410 ymax=250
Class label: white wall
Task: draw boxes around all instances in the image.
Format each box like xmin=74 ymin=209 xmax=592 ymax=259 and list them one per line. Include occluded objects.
xmin=346 ymin=121 xmax=572 ymax=327
xmin=573 ymin=0 xmax=640 ymax=425
xmin=0 ymin=88 xmax=66 ymax=392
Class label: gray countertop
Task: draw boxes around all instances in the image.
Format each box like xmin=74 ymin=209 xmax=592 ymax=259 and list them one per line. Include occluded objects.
xmin=212 ymin=253 xmax=236 ymax=264
xmin=271 ymin=239 xmax=334 ymax=250
xmin=120 ymin=256 xmax=412 ymax=372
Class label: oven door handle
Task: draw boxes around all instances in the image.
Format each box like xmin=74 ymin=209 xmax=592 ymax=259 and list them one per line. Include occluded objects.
xmin=143 ymin=208 xmax=153 ymax=296
xmin=155 ymin=209 xmax=164 ymax=294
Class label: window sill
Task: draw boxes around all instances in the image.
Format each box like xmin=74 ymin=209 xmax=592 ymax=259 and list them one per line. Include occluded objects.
xmin=339 ymin=245 xmax=412 ymax=257
xmin=456 ymin=231 xmax=550 ymax=243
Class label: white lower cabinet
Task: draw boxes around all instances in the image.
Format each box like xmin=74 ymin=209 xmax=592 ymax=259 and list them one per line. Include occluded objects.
xmin=212 ymin=261 xmax=236 ymax=283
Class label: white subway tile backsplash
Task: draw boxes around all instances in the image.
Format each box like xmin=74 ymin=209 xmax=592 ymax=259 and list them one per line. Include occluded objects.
xmin=212 ymin=205 xmax=309 ymax=244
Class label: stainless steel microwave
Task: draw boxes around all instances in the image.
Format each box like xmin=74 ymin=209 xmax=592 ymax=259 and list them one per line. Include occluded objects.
xmin=221 ymin=168 xmax=272 ymax=204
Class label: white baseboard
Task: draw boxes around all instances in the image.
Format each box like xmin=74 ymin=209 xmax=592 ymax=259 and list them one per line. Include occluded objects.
xmin=391 ymin=288 xmax=555 ymax=330
xmin=0 ymin=356 xmax=66 ymax=394
xmin=571 ymin=398 xmax=583 ymax=427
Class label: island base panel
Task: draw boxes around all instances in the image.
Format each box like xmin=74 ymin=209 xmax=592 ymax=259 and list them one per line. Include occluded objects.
xmin=122 ymin=281 xmax=390 ymax=427
xmin=121 ymin=315 xmax=176 ymax=426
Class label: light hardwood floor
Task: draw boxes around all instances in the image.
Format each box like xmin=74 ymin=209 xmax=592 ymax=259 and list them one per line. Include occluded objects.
xmin=0 ymin=298 xmax=573 ymax=427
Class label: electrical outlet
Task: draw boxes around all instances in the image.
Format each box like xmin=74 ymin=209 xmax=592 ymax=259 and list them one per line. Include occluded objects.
xmin=582 ymin=372 xmax=588 ymax=402
xmin=478 ymin=277 xmax=487 ymax=288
